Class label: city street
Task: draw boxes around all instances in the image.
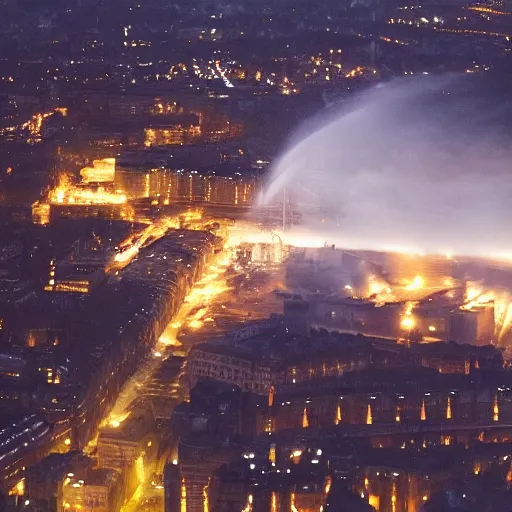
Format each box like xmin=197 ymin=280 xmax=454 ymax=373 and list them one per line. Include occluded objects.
xmin=97 ymin=239 xmax=283 ymax=511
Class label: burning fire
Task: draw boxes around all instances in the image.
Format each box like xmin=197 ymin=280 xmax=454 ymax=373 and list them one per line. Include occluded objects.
xmin=49 ymin=174 xmax=127 ymax=205
xmin=400 ymin=301 xmax=417 ymax=331
xmin=80 ymin=158 xmax=116 ymax=183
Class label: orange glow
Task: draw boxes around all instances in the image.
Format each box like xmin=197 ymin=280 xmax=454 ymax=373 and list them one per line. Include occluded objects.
xmin=268 ymin=444 xmax=276 ymax=464
xmin=106 ymin=411 xmax=131 ymax=428
xmin=80 ymin=158 xmax=116 ymax=183
xmin=345 ymin=66 xmax=366 ymax=78
xmin=302 ymin=408 xmax=309 ymax=428
xmin=335 ymin=404 xmax=342 ymax=425
xmin=181 ymin=478 xmax=187 ymax=512
xmin=405 ymin=275 xmax=424 ymax=291
xmin=366 ymin=404 xmax=373 ymax=425
xmin=203 ymin=478 xmax=210 ymax=512
xmin=493 ymin=395 xmax=499 ymax=422
xmin=290 ymin=492 xmax=298 ymax=512
xmin=325 ymin=475 xmax=332 ymax=495
xmin=369 ymin=494 xmax=380 ymax=510
xmin=401 ymin=301 xmax=417 ymax=331
xmin=49 ymin=174 xmax=127 ymax=205
xmin=421 ymin=400 xmax=426 ymax=421
xmin=242 ymin=493 xmax=253 ymax=512
xmin=271 ymin=491 xmax=278 ymax=512
xmin=268 ymin=385 xmax=275 ymax=407
xmin=9 ymin=479 xmax=25 ymax=496
xmin=446 ymin=397 xmax=452 ymax=420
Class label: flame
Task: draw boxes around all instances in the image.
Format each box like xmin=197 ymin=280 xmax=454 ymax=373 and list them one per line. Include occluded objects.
xmin=80 ymin=158 xmax=116 ymax=183
xmin=111 ymin=213 xmax=203 ymax=269
xmin=462 ymin=283 xmax=495 ymax=310
xmin=302 ymin=407 xmax=309 ymax=428
xmin=366 ymin=404 xmax=373 ymax=425
xmin=405 ymin=275 xmax=424 ymax=291
xmin=203 ymin=478 xmax=210 ymax=512
xmin=181 ymin=478 xmax=187 ymax=512
xmin=106 ymin=411 xmax=131 ymax=428
xmin=49 ymin=174 xmax=126 ymax=205
xmin=271 ymin=491 xmax=278 ymax=512
xmin=400 ymin=301 xmax=417 ymax=330
xmin=324 ymin=475 xmax=332 ymax=495
xmin=335 ymin=404 xmax=342 ymax=425
xmin=421 ymin=400 xmax=426 ymax=421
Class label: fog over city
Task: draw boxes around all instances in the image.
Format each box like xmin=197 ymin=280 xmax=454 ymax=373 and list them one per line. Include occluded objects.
xmin=261 ymin=74 xmax=512 ymax=258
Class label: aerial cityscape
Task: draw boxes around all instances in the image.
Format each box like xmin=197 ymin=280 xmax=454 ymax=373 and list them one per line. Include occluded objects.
xmin=1 ymin=0 xmax=512 ymax=511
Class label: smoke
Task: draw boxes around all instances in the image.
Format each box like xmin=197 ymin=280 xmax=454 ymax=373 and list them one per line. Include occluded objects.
xmin=260 ymin=74 xmax=512 ymax=258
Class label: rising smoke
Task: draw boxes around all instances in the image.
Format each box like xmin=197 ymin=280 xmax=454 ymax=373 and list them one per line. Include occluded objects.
xmin=260 ymin=74 xmax=512 ymax=258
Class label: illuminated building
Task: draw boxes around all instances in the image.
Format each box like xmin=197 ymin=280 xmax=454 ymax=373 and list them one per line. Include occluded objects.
xmin=252 ymin=360 xmax=512 ymax=433
xmin=97 ymin=408 xmax=155 ymax=472
xmin=44 ymin=237 xmax=109 ymax=295
xmin=144 ymin=124 xmax=201 ymax=147
xmin=115 ymin=166 xmax=257 ymax=207
xmin=60 ymin=469 xmax=121 ymax=512
xmin=26 ymin=452 xmax=93 ymax=507
xmin=177 ymin=437 xmax=232 ymax=512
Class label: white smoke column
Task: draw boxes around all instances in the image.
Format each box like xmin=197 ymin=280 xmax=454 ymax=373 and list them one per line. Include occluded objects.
xmin=260 ymin=75 xmax=512 ymax=258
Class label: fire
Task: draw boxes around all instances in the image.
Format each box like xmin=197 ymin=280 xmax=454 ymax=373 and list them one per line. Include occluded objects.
xmin=461 ymin=283 xmax=495 ymax=310
xmin=366 ymin=275 xmax=393 ymax=304
xmin=49 ymin=174 xmax=127 ymax=205
xmin=405 ymin=275 xmax=424 ymax=291
xmin=106 ymin=411 xmax=131 ymax=428
xmin=111 ymin=213 xmax=199 ymax=270
xmin=80 ymin=158 xmax=116 ymax=183
xmin=400 ymin=301 xmax=417 ymax=330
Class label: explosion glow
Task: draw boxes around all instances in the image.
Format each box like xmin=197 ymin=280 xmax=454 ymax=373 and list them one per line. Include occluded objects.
xmin=260 ymin=75 xmax=512 ymax=258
